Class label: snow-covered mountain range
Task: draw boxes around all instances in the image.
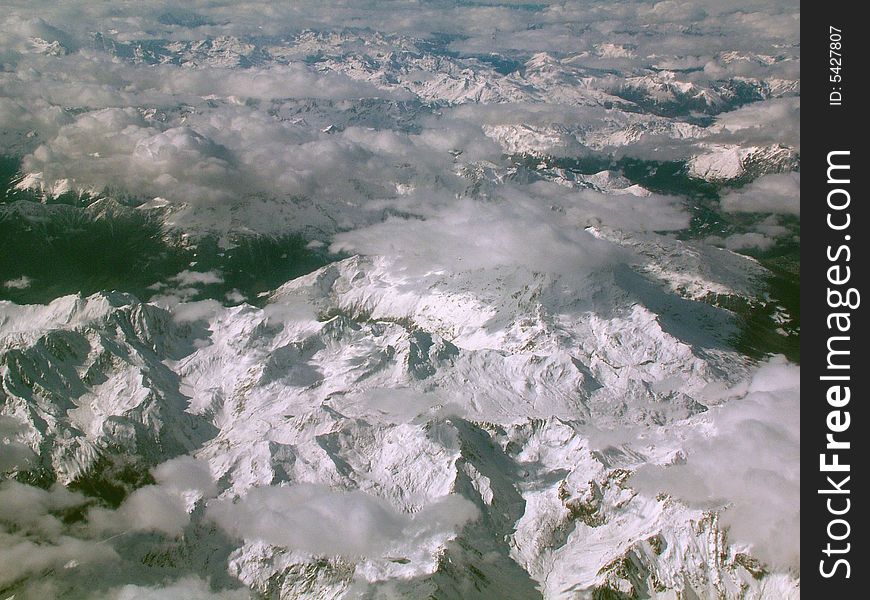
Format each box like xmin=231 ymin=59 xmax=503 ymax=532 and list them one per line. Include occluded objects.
xmin=1 ymin=2 xmax=799 ymax=598
xmin=2 ymin=247 xmax=797 ymax=599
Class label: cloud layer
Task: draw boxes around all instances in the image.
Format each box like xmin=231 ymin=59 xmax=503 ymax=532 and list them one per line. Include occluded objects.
xmin=720 ymin=172 xmax=800 ymax=215
xmin=631 ymin=357 xmax=800 ymax=570
xmin=207 ymin=483 xmax=479 ymax=557
xmin=1 ymin=0 xmax=799 ymax=244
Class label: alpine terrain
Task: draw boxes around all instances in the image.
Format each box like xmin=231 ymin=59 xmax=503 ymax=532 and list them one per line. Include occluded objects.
xmin=1 ymin=1 xmax=800 ymax=599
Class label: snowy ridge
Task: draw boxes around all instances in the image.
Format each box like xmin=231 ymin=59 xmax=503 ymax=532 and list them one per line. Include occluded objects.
xmin=687 ymin=144 xmax=799 ymax=182
xmin=1 ymin=250 xmax=797 ymax=598
xmin=1 ymin=294 xmax=215 ymax=484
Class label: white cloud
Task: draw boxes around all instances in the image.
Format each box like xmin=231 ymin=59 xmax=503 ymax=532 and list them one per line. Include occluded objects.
xmin=88 ymin=485 xmax=190 ymax=537
xmin=207 ymin=483 xmax=478 ymax=557
xmin=713 ymin=98 xmax=801 ymax=150
xmin=0 ymin=457 xmax=222 ymax=593
xmin=225 ymin=289 xmax=246 ymax=304
xmin=96 ymin=576 xmax=251 ymax=600
xmin=152 ymin=455 xmax=218 ymax=498
xmin=157 ymin=64 xmax=399 ymax=102
xmin=172 ymin=270 xmax=225 ymax=286
xmin=0 ymin=480 xmax=89 ymax=537
xmin=331 ymin=182 xmax=687 ymax=277
xmin=0 ymin=440 xmax=36 ymax=471
xmin=0 ymin=415 xmax=37 ymax=471
xmin=0 ymin=480 xmax=118 ymax=588
xmin=752 ymin=215 xmax=789 ymax=237
xmin=720 ymin=172 xmax=800 ymax=215
xmin=88 ymin=456 xmax=217 ymax=537
xmin=630 ymin=357 xmax=800 ymax=570
xmin=1 ymin=0 xmax=799 ymax=227
xmin=332 ymin=193 xmax=614 ymax=277
xmin=167 ymin=298 xmax=224 ymax=322
xmin=152 ymin=273 xmax=224 ymax=307
xmin=21 ymin=109 xmax=246 ymax=203
xmin=708 ymin=232 xmax=776 ymax=252
xmin=0 ymin=532 xmax=118 ymax=589
xmin=3 ymin=275 xmax=32 ymax=289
